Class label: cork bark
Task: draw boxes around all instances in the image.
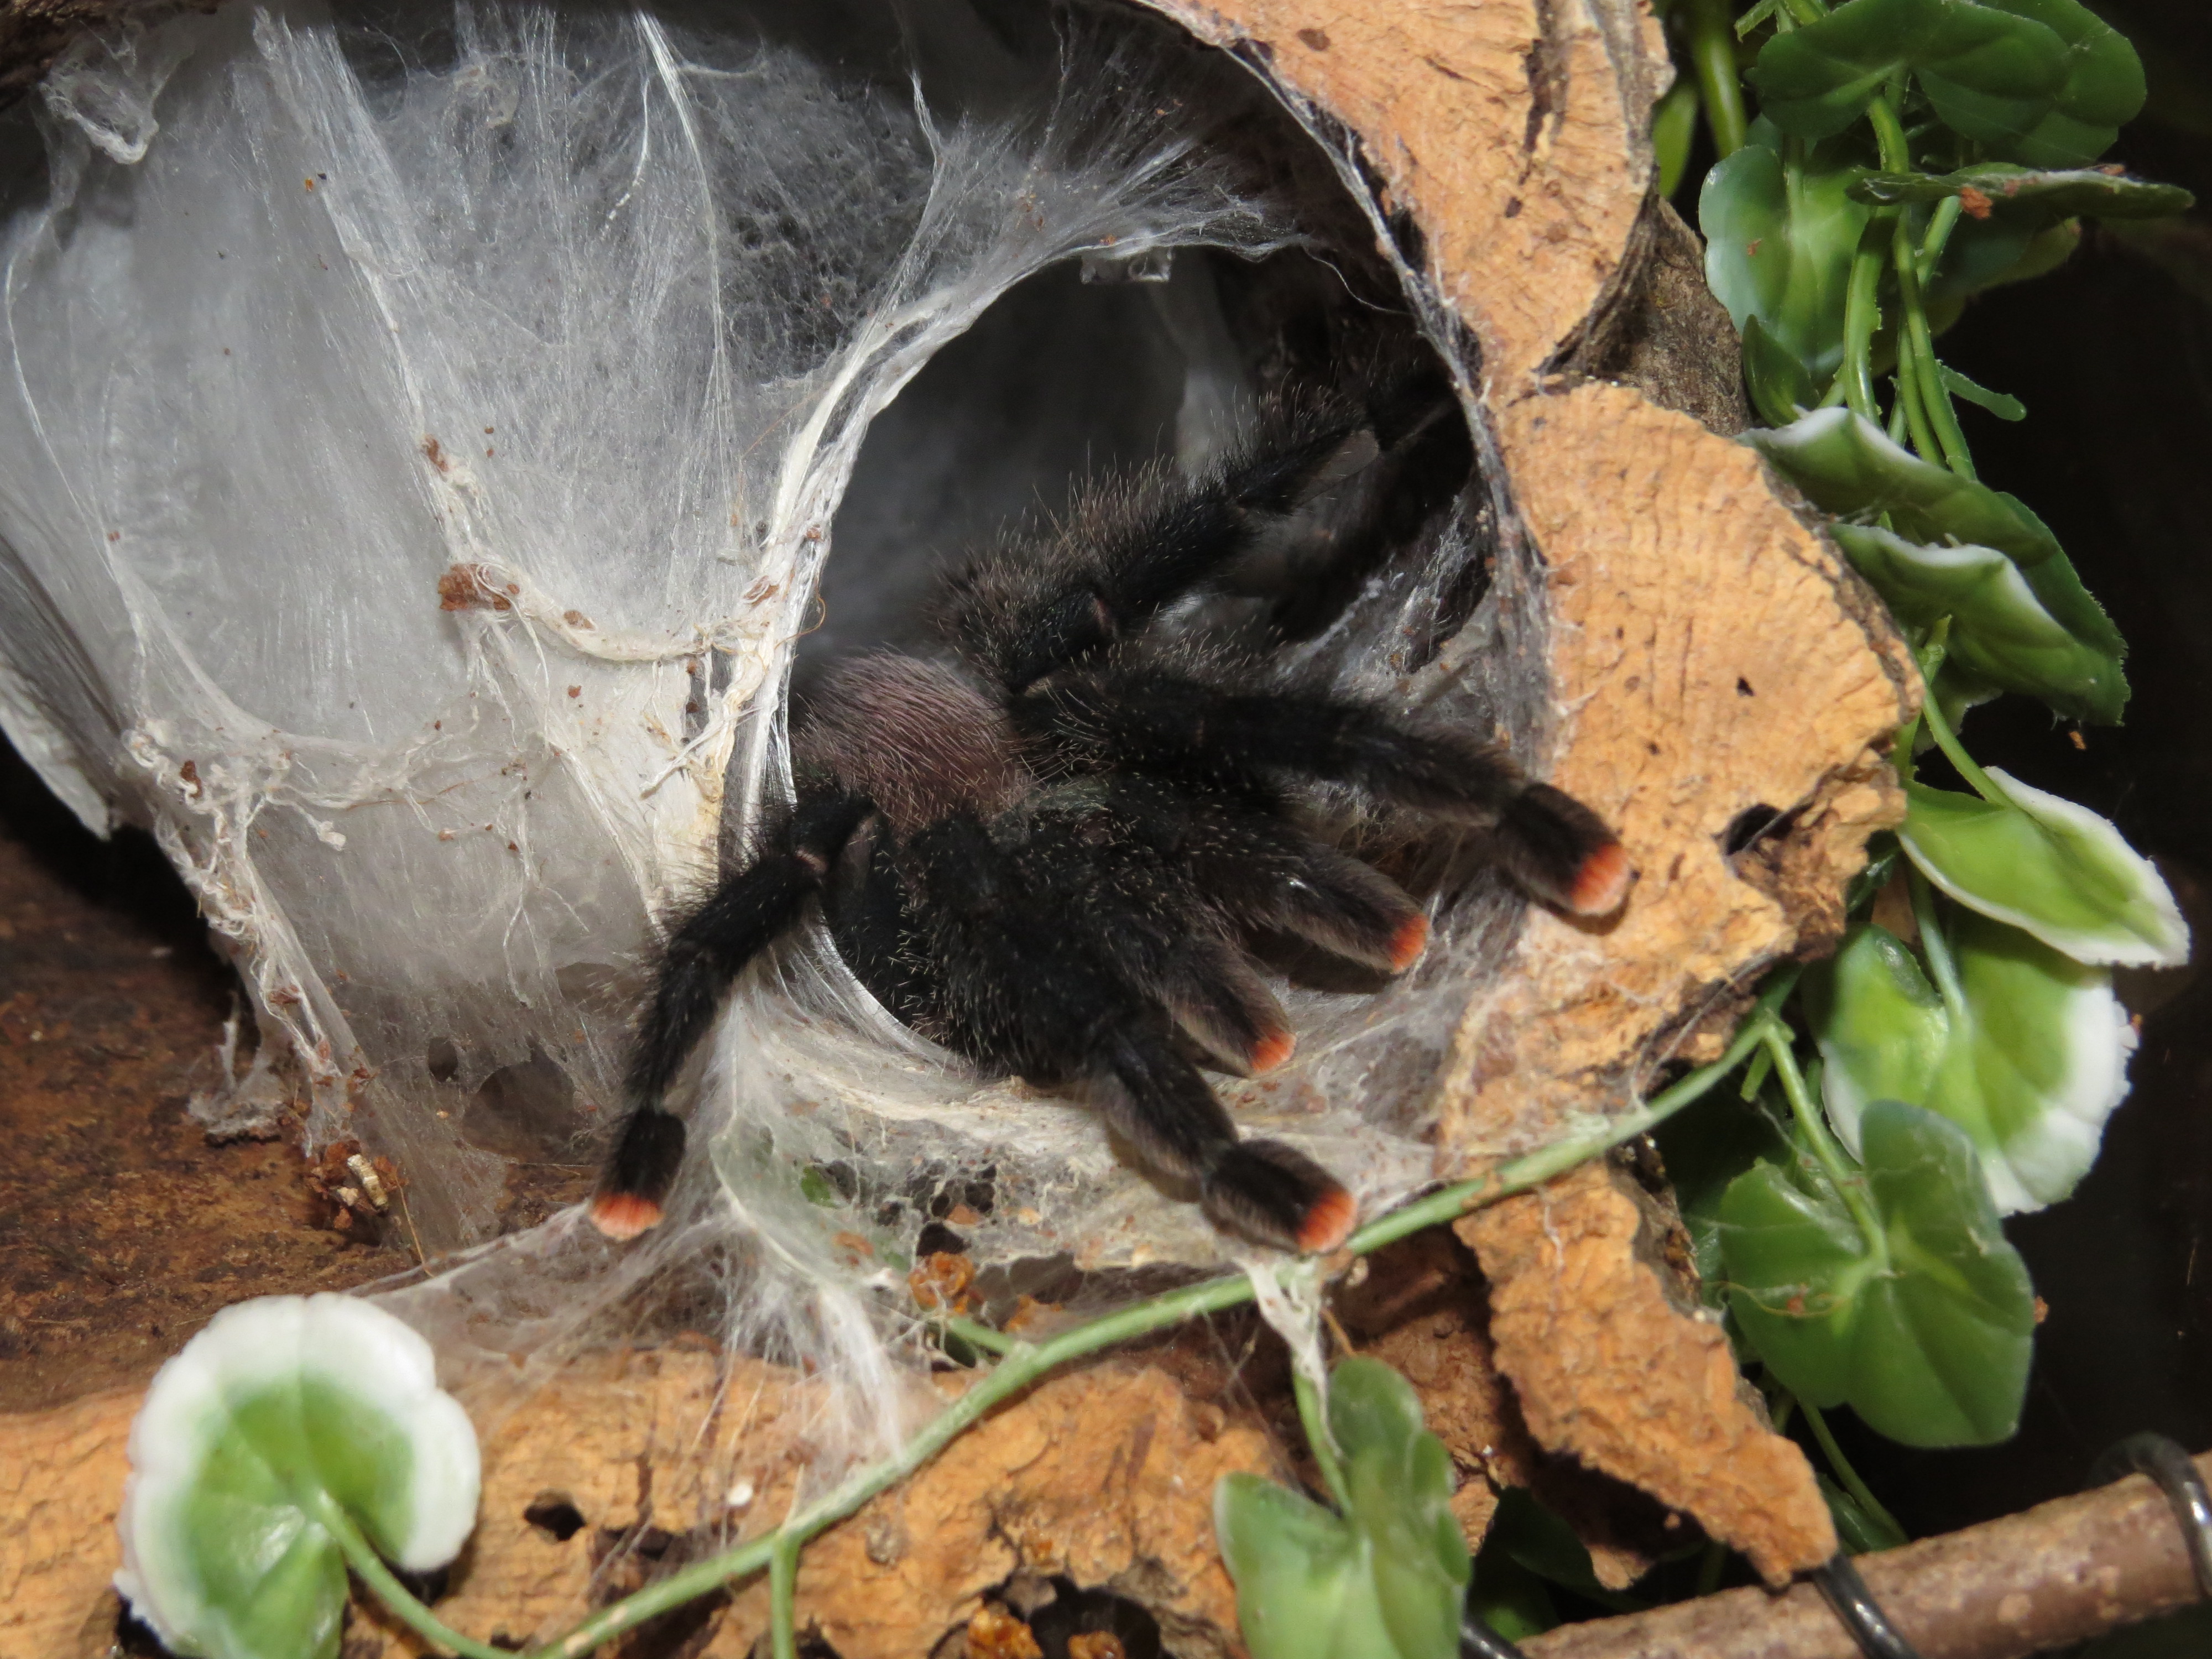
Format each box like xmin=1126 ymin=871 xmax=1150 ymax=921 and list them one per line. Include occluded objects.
xmin=1152 ymin=0 xmax=1910 ymax=1588
xmin=1 ymin=1354 xmax=1277 ymax=1659
xmin=0 ymin=0 xmax=1918 ymax=1640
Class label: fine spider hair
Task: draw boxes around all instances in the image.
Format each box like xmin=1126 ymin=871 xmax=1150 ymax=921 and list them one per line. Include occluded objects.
xmin=591 ymin=388 xmax=1632 ymax=1253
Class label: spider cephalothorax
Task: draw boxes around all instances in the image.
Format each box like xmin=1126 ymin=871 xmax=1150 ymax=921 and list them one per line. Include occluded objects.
xmin=591 ymin=392 xmax=1631 ymax=1253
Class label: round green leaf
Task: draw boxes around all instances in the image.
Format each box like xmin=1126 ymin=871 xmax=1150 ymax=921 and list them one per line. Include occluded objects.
xmin=1719 ymin=1101 xmax=2034 ymax=1447
xmin=1901 ymin=770 xmax=2189 ymax=967
xmin=1215 ymin=1475 xmax=1371 ymax=1659
xmin=1700 ymin=134 xmax=1871 ymax=382
xmin=1807 ymin=916 xmax=2137 ymax=1213
xmin=116 ymin=1295 xmax=481 ymax=1659
xmin=1971 ymin=0 xmax=2146 ymax=166
xmin=1749 ymin=0 xmax=2068 ymax=144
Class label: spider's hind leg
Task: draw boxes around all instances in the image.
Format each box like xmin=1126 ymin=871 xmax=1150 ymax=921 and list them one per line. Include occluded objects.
xmin=591 ymin=790 xmax=870 ymax=1240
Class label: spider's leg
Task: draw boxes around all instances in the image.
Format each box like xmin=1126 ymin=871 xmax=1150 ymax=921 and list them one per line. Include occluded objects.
xmin=1092 ymin=1025 xmax=1355 ymax=1253
xmin=907 ymin=813 xmax=1352 ymax=1250
xmin=1029 ymin=672 xmax=1632 ymax=916
xmin=937 ymin=407 xmax=1372 ymax=692
xmin=591 ymin=790 xmax=869 ymax=1240
xmin=1107 ymin=779 xmax=1431 ymax=973
xmin=820 ymin=812 xmax=945 ymax=1034
xmin=1011 ymin=796 xmax=1292 ymax=1074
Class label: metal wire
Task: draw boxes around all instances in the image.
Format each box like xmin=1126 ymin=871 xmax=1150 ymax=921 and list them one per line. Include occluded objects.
xmin=1460 ymin=1601 xmax=1533 ymax=1659
xmin=2089 ymin=1432 xmax=2212 ymax=1600
xmin=1811 ymin=1552 xmax=1926 ymax=1659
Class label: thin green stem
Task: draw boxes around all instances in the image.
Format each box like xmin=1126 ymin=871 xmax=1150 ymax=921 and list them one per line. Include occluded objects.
xmin=1865 ymin=95 xmax=1912 ymax=173
xmin=1761 ymin=1020 xmax=1884 ymax=1258
xmin=1908 ymin=867 xmax=1970 ymax=1022
xmin=391 ymin=982 xmax=1793 ymax=1659
xmin=1695 ymin=1539 xmax=1730 ymax=1598
xmin=1918 ymin=194 xmax=1963 ymax=279
xmin=311 ymin=1493 xmax=517 ymax=1659
xmin=936 ymin=1313 xmax=1018 ymax=1357
xmin=1895 ymin=241 xmax=1975 ymax=479
xmin=1293 ymin=1361 xmax=1352 ymax=1512
xmin=1914 ymin=645 xmax=2006 ymax=804
xmin=1892 ymin=708 xmax=1922 ymax=785
xmin=1800 ymin=1399 xmax=1908 ymax=1546
xmin=1688 ymin=0 xmax=1749 ymax=158
xmin=1888 ymin=232 xmax=1942 ymax=462
xmin=1840 ymin=221 xmax=1890 ymax=421
xmin=769 ymin=1532 xmax=800 ymax=1659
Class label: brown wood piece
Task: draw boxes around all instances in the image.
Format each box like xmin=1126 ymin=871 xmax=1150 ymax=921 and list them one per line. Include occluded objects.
xmin=0 ymin=1354 xmax=1277 ymax=1659
xmin=0 ymin=0 xmax=1935 ymax=1634
xmin=1524 ymin=1452 xmax=2212 ymax=1659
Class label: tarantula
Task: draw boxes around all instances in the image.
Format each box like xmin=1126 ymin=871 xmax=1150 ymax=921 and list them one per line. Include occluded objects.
xmin=590 ymin=390 xmax=1631 ymax=1254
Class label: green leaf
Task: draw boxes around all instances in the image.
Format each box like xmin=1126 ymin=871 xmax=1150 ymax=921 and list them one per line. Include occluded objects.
xmin=1804 ymin=917 xmax=2138 ymax=1212
xmin=1745 ymin=409 xmax=2127 ymax=721
xmin=1749 ymin=0 xmax=2070 ymax=145
xmin=1653 ymin=79 xmax=1701 ymax=201
xmin=1970 ymin=0 xmax=2146 ymax=166
xmin=1902 ymin=770 xmax=2189 ymax=966
xmin=1700 ymin=129 xmax=1872 ymax=380
xmin=1718 ymin=1100 xmax=2034 ymax=1447
xmin=116 ymin=1296 xmax=481 ymax=1659
xmin=1937 ymin=363 xmax=2026 ymax=420
xmin=1215 ymin=1477 xmax=1373 ymax=1659
xmin=1851 ymin=163 xmax=2193 ymax=219
xmin=1331 ymin=1359 xmax=1472 ymax=1659
xmin=1826 ymin=523 xmax=2120 ymax=711
xmin=1216 ymin=1359 xmax=1469 ymax=1659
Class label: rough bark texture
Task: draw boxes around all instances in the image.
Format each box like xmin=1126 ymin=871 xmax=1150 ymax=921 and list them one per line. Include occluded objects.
xmin=1522 ymin=1453 xmax=2212 ymax=1659
xmin=0 ymin=1353 xmax=1279 ymax=1659
xmin=0 ymin=0 xmax=1924 ymax=1640
xmin=1458 ymin=1160 xmax=1836 ymax=1587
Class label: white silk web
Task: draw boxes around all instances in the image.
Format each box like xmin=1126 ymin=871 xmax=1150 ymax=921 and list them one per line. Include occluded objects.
xmin=0 ymin=0 xmax=1553 ymax=1471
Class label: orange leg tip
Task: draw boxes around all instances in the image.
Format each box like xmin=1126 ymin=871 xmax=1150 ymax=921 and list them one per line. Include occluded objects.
xmin=1296 ymin=1186 xmax=1358 ymax=1254
xmin=1387 ymin=912 xmax=1431 ymax=973
xmin=1569 ymin=841 xmax=1632 ymax=916
xmin=589 ymin=1192 xmax=664 ymax=1241
xmin=1249 ymin=1027 xmax=1298 ymax=1074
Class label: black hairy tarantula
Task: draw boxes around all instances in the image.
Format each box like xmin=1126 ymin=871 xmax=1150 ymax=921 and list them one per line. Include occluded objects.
xmin=591 ymin=388 xmax=1631 ymax=1254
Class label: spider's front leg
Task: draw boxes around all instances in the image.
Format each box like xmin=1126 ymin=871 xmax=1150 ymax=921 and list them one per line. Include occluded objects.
xmin=589 ymin=790 xmax=870 ymax=1240
xmin=907 ymin=812 xmax=1357 ymax=1253
xmin=1026 ymin=671 xmax=1634 ymax=919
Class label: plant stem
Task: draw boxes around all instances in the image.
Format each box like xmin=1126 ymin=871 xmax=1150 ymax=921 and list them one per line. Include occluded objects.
xmin=1865 ymin=95 xmax=1912 ymax=173
xmin=770 ymin=1531 xmax=800 ymax=1659
xmin=1687 ymin=0 xmax=1749 ymax=158
xmin=1895 ymin=233 xmax=1976 ymax=479
xmin=1801 ymin=1398 xmax=1909 ymax=1546
xmin=1914 ymin=641 xmax=2006 ymax=805
xmin=1909 ymin=867 xmax=1970 ymax=1023
xmin=1840 ymin=223 xmax=1888 ymax=421
xmin=937 ymin=1313 xmax=1018 ymax=1356
xmin=1294 ymin=1360 xmax=1353 ymax=1512
xmin=364 ymin=985 xmax=1794 ymax=1659
xmin=1918 ymin=194 xmax=1963 ymax=279
xmin=310 ymin=1493 xmax=518 ymax=1659
xmin=1760 ymin=1019 xmax=1884 ymax=1258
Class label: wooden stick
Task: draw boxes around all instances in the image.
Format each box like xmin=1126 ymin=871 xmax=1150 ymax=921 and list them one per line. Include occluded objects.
xmin=1525 ymin=1453 xmax=2211 ymax=1659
